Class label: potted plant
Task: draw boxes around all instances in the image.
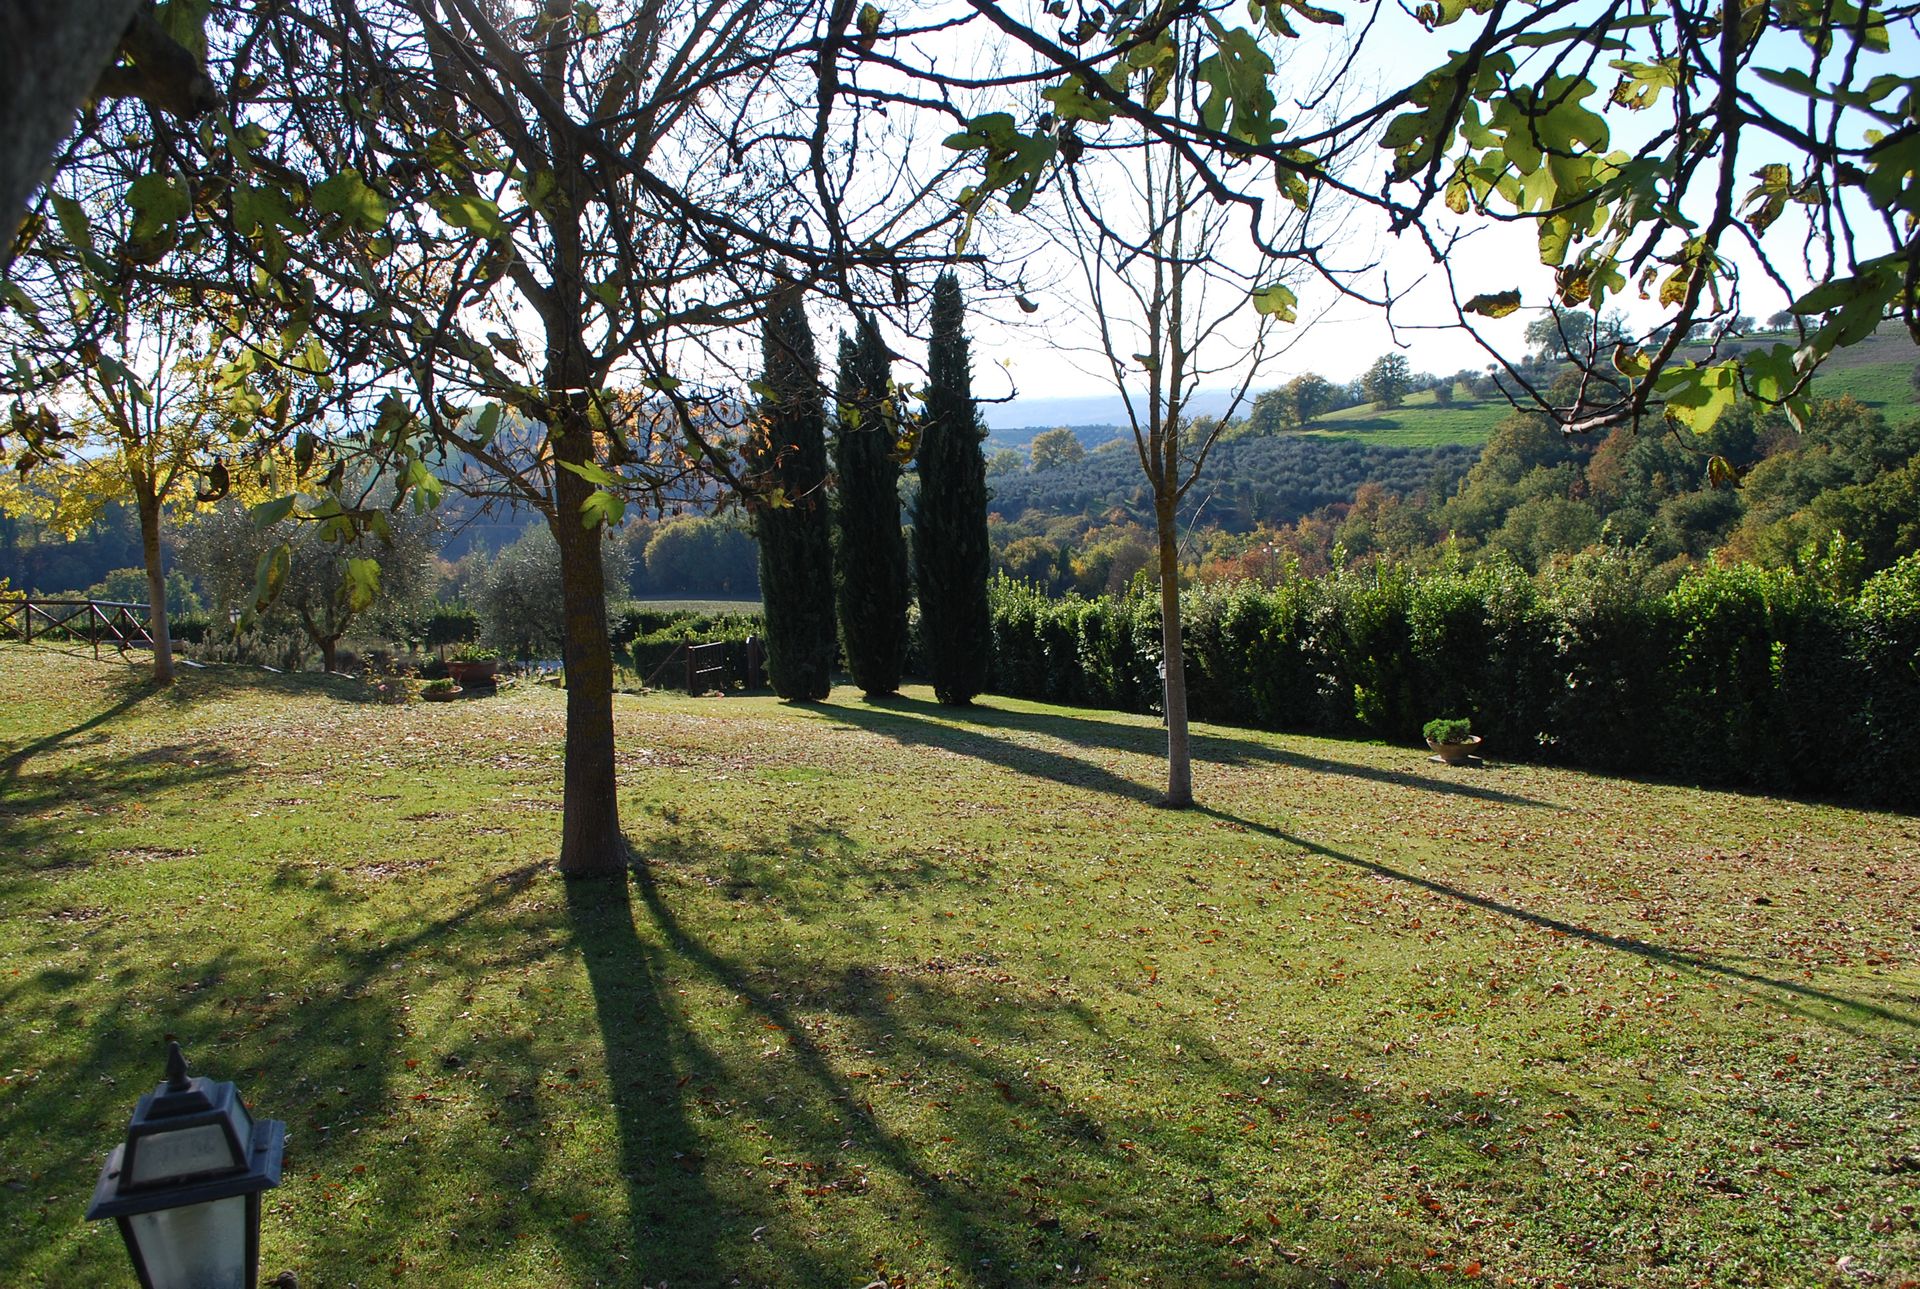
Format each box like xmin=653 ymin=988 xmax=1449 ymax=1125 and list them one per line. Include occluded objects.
xmin=421 ymin=677 xmax=462 ymax=703
xmin=448 ymin=645 xmax=499 ymax=688
xmin=1423 ymin=716 xmax=1482 ymax=765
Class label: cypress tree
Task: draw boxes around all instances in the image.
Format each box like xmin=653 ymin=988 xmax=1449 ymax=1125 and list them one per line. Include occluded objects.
xmin=748 ymin=290 xmax=836 ymax=701
xmin=914 ymin=273 xmax=992 ymax=704
xmin=831 ymin=315 xmax=912 ymax=698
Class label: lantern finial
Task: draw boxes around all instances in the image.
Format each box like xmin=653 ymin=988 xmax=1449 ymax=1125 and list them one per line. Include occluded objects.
xmin=164 ymin=1039 xmax=190 ymax=1091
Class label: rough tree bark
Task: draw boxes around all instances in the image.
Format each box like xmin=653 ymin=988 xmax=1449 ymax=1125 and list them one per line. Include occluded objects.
xmin=551 ymin=400 xmax=623 ymax=878
xmin=134 ymin=483 xmax=176 ymax=685
xmin=0 ymin=0 xmax=141 ymax=247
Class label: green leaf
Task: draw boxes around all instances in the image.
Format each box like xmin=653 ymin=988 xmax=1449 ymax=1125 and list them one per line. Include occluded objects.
xmin=581 ymin=490 xmax=626 ymax=529
xmin=558 ymin=458 xmax=622 ymax=487
xmin=250 ymin=495 xmax=297 ymax=529
xmin=1041 ymin=78 xmax=1120 ymax=125
xmin=251 ymin=542 xmax=291 ymax=612
xmin=472 ymin=403 xmax=502 ymax=444
xmin=155 ymin=0 xmax=212 ymax=64
xmin=1658 ymin=361 xmax=1740 ymax=434
xmin=1464 ymin=290 xmax=1522 ymax=318
xmin=311 ymin=172 xmax=389 ymax=233
xmin=1250 ymin=282 xmax=1297 ymax=321
xmin=1612 ymin=348 xmax=1650 ymax=379
xmin=430 ymin=193 xmax=509 ymax=240
xmin=403 ymin=459 xmax=445 ymax=513
xmin=343 ymin=558 xmax=381 ymax=613
xmin=50 ymin=195 xmax=94 ymax=258
xmin=127 ymin=175 xmax=190 ymax=243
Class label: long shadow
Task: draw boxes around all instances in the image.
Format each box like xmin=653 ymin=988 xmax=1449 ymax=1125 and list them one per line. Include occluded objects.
xmin=0 ymin=868 xmax=497 ymax=1284
xmin=0 ymin=740 xmax=248 ymax=900
xmin=1202 ymin=804 xmax=1919 ymax=1042
xmin=0 ymin=675 xmax=157 ymax=785
xmin=817 ymin=697 xmax=1164 ymax=805
xmin=621 ymin=849 xmax=1048 ymax=1286
xmin=562 ymin=870 xmax=751 ymax=1286
xmin=826 ymin=694 xmax=1560 ymax=810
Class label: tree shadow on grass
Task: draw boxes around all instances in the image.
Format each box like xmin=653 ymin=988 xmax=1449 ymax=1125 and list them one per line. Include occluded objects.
xmin=822 ymin=694 xmax=1560 ymax=811
xmin=1200 ymin=804 xmax=1919 ymax=1046
xmin=577 ymin=827 xmax=1528 ymax=1286
xmin=0 ymin=673 xmax=158 ymax=785
xmin=0 ymin=740 xmax=246 ymax=899
xmin=611 ymin=849 xmax=1126 ymax=1285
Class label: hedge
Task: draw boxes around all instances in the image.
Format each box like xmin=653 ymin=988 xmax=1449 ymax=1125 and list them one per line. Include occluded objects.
xmin=984 ymin=555 xmax=1920 ymax=809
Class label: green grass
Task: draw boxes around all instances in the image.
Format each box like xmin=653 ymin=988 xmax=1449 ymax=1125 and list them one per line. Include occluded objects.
xmin=1691 ymin=323 xmax=1918 ymax=421
xmin=1305 ymin=390 xmax=1510 ymax=447
xmin=2 ymin=644 xmax=1916 ymax=1287
xmin=627 ymin=596 xmax=764 ymax=615
xmin=1300 ymin=326 xmax=1917 ymax=448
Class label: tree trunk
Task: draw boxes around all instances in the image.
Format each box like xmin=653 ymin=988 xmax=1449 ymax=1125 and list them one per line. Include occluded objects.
xmin=551 ymin=416 xmax=623 ymax=878
xmin=1154 ymin=498 xmax=1191 ymax=808
xmin=0 ymin=0 xmax=140 ymax=249
xmin=320 ymin=635 xmax=339 ymax=673
xmin=135 ymin=487 xmax=174 ymax=685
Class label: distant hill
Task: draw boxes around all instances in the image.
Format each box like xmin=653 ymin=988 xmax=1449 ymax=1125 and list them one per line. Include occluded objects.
xmin=983 ymin=386 xmax=1250 ymax=440
xmin=986 ymin=435 xmax=1475 ymax=531
xmin=987 ymin=325 xmax=1918 ymax=457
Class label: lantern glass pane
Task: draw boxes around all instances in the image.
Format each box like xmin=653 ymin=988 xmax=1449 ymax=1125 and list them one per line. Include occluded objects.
xmin=127 ymin=1123 xmax=240 ymax=1183
xmin=126 ymin=1195 xmax=247 ymax=1289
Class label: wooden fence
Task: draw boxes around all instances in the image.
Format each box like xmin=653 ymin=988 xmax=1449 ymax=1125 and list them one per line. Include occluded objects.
xmin=637 ymin=635 xmax=764 ymax=693
xmin=0 ymin=596 xmax=155 ymax=660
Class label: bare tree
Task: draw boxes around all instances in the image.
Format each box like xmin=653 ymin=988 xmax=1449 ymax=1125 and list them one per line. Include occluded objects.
xmin=1043 ymin=35 xmax=1317 ymax=807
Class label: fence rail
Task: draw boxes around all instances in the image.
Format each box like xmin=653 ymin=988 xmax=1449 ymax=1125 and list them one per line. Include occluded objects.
xmin=0 ymin=595 xmax=155 ymax=660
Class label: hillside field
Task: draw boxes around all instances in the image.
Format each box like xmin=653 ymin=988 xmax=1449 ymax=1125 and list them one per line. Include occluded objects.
xmin=1282 ymin=325 xmax=1918 ymax=450
xmin=1 ymin=646 xmax=1916 ymax=1287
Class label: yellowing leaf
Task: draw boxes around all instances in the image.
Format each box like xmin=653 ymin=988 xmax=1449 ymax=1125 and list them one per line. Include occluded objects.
xmin=1463 ymin=290 xmax=1522 ymax=318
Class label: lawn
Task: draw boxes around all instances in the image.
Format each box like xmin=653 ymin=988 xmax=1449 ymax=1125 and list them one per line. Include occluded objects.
xmin=1 ymin=645 xmax=1916 ymax=1287
xmin=1305 ymin=393 xmax=1510 ymax=447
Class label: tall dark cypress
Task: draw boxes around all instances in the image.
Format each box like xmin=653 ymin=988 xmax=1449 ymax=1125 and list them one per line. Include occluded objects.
xmin=831 ymin=315 xmax=912 ymax=698
xmin=914 ymin=273 xmax=992 ymax=704
xmin=748 ymin=290 xmax=836 ymax=701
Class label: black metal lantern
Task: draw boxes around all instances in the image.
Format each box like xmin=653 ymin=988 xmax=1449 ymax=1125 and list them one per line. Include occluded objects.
xmin=86 ymin=1041 xmax=286 ymax=1289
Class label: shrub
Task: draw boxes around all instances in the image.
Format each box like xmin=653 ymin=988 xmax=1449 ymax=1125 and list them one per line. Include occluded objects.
xmin=170 ymin=613 xmax=214 ymax=645
xmin=985 ymin=554 xmax=1914 ymax=808
xmin=422 ymin=677 xmax=457 ymax=695
xmin=424 ymin=603 xmax=481 ymax=649
xmin=1423 ymin=716 xmax=1473 ymax=745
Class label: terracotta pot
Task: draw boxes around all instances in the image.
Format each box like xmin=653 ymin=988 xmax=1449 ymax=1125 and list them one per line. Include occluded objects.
xmin=448 ymin=660 xmax=498 ymax=686
xmin=1426 ymin=734 xmax=1483 ymax=765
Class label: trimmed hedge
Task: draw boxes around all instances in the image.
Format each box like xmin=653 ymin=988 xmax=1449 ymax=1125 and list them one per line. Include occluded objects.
xmin=985 ymin=554 xmax=1920 ymax=808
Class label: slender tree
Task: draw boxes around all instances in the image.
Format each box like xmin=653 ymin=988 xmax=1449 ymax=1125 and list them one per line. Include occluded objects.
xmin=913 ymin=273 xmax=992 ymax=706
xmin=831 ymin=315 xmax=911 ymax=698
xmin=749 ymin=290 xmax=835 ymax=702
xmin=1043 ymin=32 xmax=1319 ymax=808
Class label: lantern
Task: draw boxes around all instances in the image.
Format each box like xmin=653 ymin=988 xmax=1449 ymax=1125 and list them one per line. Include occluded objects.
xmin=86 ymin=1041 xmax=286 ymax=1289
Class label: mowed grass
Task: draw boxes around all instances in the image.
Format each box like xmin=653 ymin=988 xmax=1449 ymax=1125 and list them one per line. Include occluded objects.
xmin=1302 ymin=326 xmax=1917 ymax=448
xmin=629 ymin=597 xmax=764 ymax=616
xmin=1305 ymin=392 xmax=1509 ymax=447
xmin=1 ymin=645 xmax=1917 ymax=1288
